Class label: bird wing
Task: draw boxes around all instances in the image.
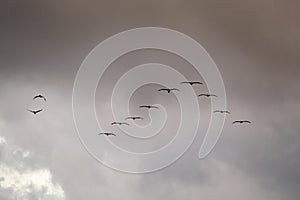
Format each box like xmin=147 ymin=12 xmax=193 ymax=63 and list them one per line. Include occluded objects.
xmin=232 ymin=121 xmax=240 ymax=124
xmin=192 ymin=82 xmax=203 ymax=84
xmin=36 ymin=109 xmax=43 ymax=113
xmin=244 ymin=120 xmax=251 ymax=123
xmin=27 ymin=109 xmax=34 ymax=113
xmin=180 ymin=81 xmax=190 ymax=84
xmin=171 ymin=88 xmax=180 ymax=91
xmin=158 ymin=89 xmax=167 ymax=91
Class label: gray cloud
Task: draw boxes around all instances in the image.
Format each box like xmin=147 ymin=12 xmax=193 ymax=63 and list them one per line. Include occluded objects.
xmin=0 ymin=0 xmax=300 ymax=199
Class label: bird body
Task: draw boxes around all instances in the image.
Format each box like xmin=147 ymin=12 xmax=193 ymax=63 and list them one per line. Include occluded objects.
xmin=158 ymin=88 xmax=179 ymax=93
xmin=33 ymin=94 xmax=46 ymax=101
xmin=27 ymin=109 xmax=43 ymax=115
xmin=232 ymin=120 xmax=251 ymax=124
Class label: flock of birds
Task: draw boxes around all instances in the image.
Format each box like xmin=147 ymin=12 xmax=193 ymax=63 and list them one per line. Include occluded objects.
xmin=97 ymin=81 xmax=251 ymax=137
xmin=27 ymin=82 xmax=251 ymax=137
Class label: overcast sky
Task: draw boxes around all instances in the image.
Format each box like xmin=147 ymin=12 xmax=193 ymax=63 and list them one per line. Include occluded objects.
xmin=0 ymin=0 xmax=300 ymax=199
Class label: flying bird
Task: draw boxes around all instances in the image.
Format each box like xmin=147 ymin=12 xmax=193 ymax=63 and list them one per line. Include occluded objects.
xmin=33 ymin=94 xmax=46 ymax=101
xmin=27 ymin=109 xmax=43 ymax=115
xmin=158 ymin=88 xmax=179 ymax=93
xmin=98 ymin=132 xmax=116 ymax=136
xmin=214 ymin=110 xmax=230 ymax=114
xmin=139 ymin=105 xmax=159 ymax=109
xmin=198 ymin=94 xmax=218 ymax=97
xmin=232 ymin=120 xmax=251 ymax=124
xmin=111 ymin=122 xmax=130 ymax=126
xmin=125 ymin=116 xmax=144 ymax=120
xmin=180 ymin=81 xmax=203 ymax=85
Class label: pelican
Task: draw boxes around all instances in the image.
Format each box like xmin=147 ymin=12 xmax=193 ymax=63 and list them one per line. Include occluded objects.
xmin=158 ymin=88 xmax=179 ymax=93
xmin=214 ymin=110 xmax=230 ymax=114
xmin=139 ymin=105 xmax=159 ymax=109
xmin=180 ymin=81 xmax=203 ymax=85
xmin=27 ymin=109 xmax=43 ymax=115
xmin=232 ymin=120 xmax=251 ymax=124
xmin=198 ymin=94 xmax=217 ymax=97
xmin=33 ymin=94 xmax=46 ymax=101
xmin=111 ymin=122 xmax=130 ymax=126
xmin=125 ymin=116 xmax=144 ymax=120
xmin=98 ymin=132 xmax=116 ymax=136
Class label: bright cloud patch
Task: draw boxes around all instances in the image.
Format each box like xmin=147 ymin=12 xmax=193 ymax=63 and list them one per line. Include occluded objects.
xmin=0 ymin=137 xmax=65 ymax=200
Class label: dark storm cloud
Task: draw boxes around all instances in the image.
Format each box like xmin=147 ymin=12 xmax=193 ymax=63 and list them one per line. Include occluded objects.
xmin=0 ymin=0 xmax=299 ymax=200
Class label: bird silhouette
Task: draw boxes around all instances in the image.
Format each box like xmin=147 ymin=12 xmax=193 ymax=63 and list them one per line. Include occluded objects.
xmin=111 ymin=122 xmax=130 ymax=126
xmin=180 ymin=81 xmax=203 ymax=85
xmin=198 ymin=94 xmax=218 ymax=97
xmin=33 ymin=94 xmax=46 ymax=101
xmin=98 ymin=132 xmax=116 ymax=136
xmin=125 ymin=116 xmax=144 ymax=120
xmin=27 ymin=109 xmax=43 ymax=115
xmin=139 ymin=105 xmax=159 ymax=109
xmin=158 ymin=88 xmax=179 ymax=93
xmin=214 ymin=110 xmax=230 ymax=114
xmin=232 ymin=120 xmax=251 ymax=124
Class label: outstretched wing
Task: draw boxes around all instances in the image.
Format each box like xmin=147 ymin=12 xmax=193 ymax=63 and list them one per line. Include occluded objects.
xmin=191 ymin=81 xmax=203 ymax=85
xmin=36 ymin=109 xmax=43 ymax=113
xmin=158 ymin=88 xmax=167 ymax=91
xmin=27 ymin=109 xmax=34 ymax=113
xmin=180 ymin=81 xmax=190 ymax=84
xmin=121 ymin=122 xmax=130 ymax=126
xmin=139 ymin=105 xmax=148 ymax=108
xmin=243 ymin=120 xmax=251 ymax=123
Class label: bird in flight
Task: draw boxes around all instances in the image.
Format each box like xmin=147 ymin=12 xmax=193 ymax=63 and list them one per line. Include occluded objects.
xmin=125 ymin=116 xmax=144 ymax=120
xmin=158 ymin=88 xmax=179 ymax=93
xmin=232 ymin=120 xmax=251 ymax=124
xmin=111 ymin=122 xmax=130 ymax=126
xmin=33 ymin=94 xmax=46 ymax=101
xmin=180 ymin=81 xmax=203 ymax=85
xmin=27 ymin=109 xmax=43 ymax=115
xmin=198 ymin=94 xmax=218 ymax=97
xmin=214 ymin=110 xmax=230 ymax=114
xmin=98 ymin=132 xmax=116 ymax=136
xmin=139 ymin=105 xmax=159 ymax=109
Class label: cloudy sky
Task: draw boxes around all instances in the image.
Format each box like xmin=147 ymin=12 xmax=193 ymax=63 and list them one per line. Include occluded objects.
xmin=1 ymin=0 xmax=300 ymax=199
